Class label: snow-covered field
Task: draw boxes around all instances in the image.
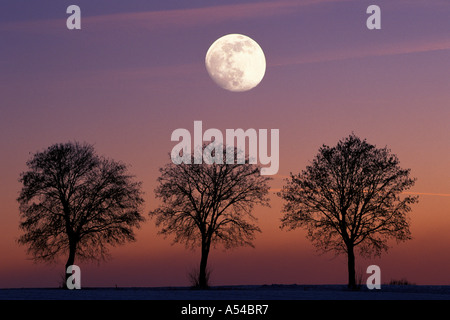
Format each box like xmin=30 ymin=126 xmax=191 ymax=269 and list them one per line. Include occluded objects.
xmin=1 ymin=284 xmax=450 ymax=300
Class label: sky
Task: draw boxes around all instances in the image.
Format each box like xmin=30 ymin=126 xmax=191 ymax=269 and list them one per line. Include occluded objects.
xmin=0 ymin=0 xmax=449 ymax=288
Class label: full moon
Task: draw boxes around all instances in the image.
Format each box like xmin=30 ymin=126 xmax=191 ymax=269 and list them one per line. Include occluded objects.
xmin=205 ymin=34 xmax=266 ymax=92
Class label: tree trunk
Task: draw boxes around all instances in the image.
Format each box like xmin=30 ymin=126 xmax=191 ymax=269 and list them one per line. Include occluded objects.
xmin=64 ymin=241 xmax=77 ymax=289
xmin=347 ymin=244 xmax=356 ymax=290
xmin=198 ymin=240 xmax=210 ymax=289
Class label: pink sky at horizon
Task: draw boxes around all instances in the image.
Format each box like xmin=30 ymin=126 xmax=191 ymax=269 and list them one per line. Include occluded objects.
xmin=0 ymin=0 xmax=449 ymax=288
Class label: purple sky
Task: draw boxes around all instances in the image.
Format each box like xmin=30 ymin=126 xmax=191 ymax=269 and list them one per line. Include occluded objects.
xmin=1 ymin=0 xmax=449 ymax=288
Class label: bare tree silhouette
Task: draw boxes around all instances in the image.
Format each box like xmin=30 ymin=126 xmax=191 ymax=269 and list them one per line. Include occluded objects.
xmin=17 ymin=142 xmax=145 ymax=287
xmin=150 ymin=145 xmax=271 ymax=289
xmin=279 ymin=134 xmax=417 ymax=289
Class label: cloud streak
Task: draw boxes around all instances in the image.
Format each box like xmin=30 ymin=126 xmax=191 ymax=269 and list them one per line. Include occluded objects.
xmin=270 ymin=37 xmax=450 ymax=67
xmin=268 ymin=188 xmax=450 ymax=197
xmin=1 ymin=0 xmax=353 ymax=33
xmin=403 ymin=192 xmax=450 ymax=197
xmin=87 ymin=0 xmax=355 ymax=30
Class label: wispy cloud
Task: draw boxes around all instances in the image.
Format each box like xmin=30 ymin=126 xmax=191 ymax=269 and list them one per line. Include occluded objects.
xmin=270 ymin=38 xmax=450 ymax=67
xmin=403 ymin=192 xmax=450 ymax=197
xmin=86 ymin=0 xmax=354 ymax=30
xmin=271 ymin=37 xmax=450 ymax=67
xmin=268 ymin=188 xmax=450 ymax=197
xmin=1 ymin=0 xmax=353 ymax=33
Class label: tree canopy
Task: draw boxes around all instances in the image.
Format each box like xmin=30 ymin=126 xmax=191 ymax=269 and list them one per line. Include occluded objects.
xmin=18 ymin=142 xmax=145 ymax=284
xmin=279 ymin=134 xmax=417 ymax=288
xmin=151 ymin=145 xmax=271 ymax=288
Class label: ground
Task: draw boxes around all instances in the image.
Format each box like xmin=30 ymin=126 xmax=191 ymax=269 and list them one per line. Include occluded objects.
xmin=1 ymin=284 xmax=450 ymax=300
